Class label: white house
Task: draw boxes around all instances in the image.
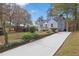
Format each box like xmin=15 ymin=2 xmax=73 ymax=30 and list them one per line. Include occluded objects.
xmin=35 ymin=15 xmax=65 ymax=31
xmin=47 ymin=17 xmax=58 ymax=29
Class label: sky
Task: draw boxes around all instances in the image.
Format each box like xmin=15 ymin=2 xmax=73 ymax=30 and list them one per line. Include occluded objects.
xmin=18 ymin=3 xmax=51 ymax=23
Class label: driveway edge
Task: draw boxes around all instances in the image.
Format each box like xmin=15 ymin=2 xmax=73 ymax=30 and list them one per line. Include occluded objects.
xmin=53 ymin=32 xmax=71 ymax=56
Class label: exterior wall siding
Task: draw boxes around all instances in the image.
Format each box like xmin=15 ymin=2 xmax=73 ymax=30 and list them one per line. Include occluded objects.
xmin=47 ymin=19 xmax=58 ymax=29
xmin=36 ymin=16 xmax=65 ymax=32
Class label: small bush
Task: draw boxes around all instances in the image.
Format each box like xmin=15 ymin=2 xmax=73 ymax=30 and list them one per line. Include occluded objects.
xmin=32 ymin=33 xmax=40 ymax=39
xmin=50 ymin=28 xmax=57 ymax=33
xmin=22 ymin=33 xmax=40 ymax=41
xmin=22 ymin=32 xmax=50 ymax=41
xmin=47 ymin=30 xmax=54 ymax=35
xmin=0 ymin=45 xmax=5 ymax=50
xmin=0 ymin=41 xmax=25 ymax=52
xmin=43 ymin=29 xmax=49 ymax=32
xmin=22 ymin=33 xmax=34 ymax=41
xmin=29 ymin=26 xmax=36 ymax=33
xmin=36 ymin=32 xmax=48 ymax=38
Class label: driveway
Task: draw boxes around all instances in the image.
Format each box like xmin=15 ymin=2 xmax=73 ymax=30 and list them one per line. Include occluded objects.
xmin=0 ymin=32 xmax=71 ymax=56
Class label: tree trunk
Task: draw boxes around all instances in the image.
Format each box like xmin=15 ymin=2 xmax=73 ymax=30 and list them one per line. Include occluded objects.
xmin=9 ymin=19 xmax=12 ymax=32
xmin=65 ymin=12 xmax=69 ymax=31
xmin=3 ymin=21 xmax=8 ymax=45
xmin=66 ymin=13 xmax=68 ymax=20
xmin=74 ymin=3 xmax=77 ymax=20
xmin=74 ymin=4 xmax=77 ymax=31
xmin=66 ymin=21 xmax=69 ymax=31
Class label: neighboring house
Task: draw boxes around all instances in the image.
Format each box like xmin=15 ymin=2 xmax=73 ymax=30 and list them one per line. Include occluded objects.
xmin=35 ymin=17 xmax=45 ymax=31
xmin=35 ymin=15 xmax=65 ymax=31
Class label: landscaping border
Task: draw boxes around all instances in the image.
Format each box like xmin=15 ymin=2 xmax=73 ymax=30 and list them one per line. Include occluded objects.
xmin=0 ymin=33 xmax=54 ymax=53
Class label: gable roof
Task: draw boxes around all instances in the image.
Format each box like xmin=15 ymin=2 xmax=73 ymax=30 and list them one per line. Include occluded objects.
xmin=36 ymin=15 xmax=65 ymax=25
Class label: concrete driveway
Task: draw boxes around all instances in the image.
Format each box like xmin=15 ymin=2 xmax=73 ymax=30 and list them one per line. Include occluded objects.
xmin=0 ymin=32 xmax=71 ymax=56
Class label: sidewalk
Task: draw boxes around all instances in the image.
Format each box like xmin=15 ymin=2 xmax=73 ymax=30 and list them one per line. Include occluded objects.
xmin=0 ymin=32 xmax=71 ymax=56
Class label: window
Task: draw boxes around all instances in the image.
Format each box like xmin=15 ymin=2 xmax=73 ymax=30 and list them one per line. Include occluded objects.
xmin=45 ymin=24 xmax=47 ymax=28
xmin=51 ymin=24 xmax=53 ymax=27
xmin=40 ymin=25 xmax=43 ymax=27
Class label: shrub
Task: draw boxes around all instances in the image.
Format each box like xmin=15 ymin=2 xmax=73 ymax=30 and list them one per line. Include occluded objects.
xmin=22 ymin=31 xmax=54 ymax=43
xmin=22 ymin=32 xmax=50 ymax=42
xmin=22 ymin=33 xmax=34 ymax=41
xmin=32 ymin=33 xmax=40 ymax=39
xmin=43 ymin=29 xmax=49 ymax=32
xmin=36 ymin=32 xmax=48 ymax=38
xmin=47 ymin=30 xmax=54 ymax=35
xmin=0 ymin=40 xmax=25 ymax=52
xmin=29 ymin=26 xmax=36 ymax=33
xmin=22 ymin=32 xmax=40 ymax=41
xmin=0 ymin=45 xmax=5 ymax=50
xmin=50 ymin=28 xmax=57 ymax=33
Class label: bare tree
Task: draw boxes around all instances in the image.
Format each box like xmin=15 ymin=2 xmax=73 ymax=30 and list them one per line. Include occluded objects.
xmin=0 ymin=3 xmax=10 ymax=44
xmin=0 ymin=3 xmax=32 ymax=44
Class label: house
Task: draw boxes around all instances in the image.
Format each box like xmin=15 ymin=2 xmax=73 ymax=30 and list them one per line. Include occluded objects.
xmin=35 ymin=17 xmax=48 ymax=31
xmin=35 ymin=15 xmax=65 ymax=32
xmin=10 ymin=23 xmax=32 ymax=32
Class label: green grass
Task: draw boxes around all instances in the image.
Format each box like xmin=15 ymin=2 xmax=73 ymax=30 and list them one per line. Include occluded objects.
xmin=55 ymin=32 xmax=79 ymax=56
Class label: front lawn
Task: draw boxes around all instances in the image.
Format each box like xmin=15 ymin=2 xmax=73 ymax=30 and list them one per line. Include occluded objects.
xmin=54 ymin=32 xmax=79 ymax=56
xmin=0 ymin=32 xmax=31 ymax=44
